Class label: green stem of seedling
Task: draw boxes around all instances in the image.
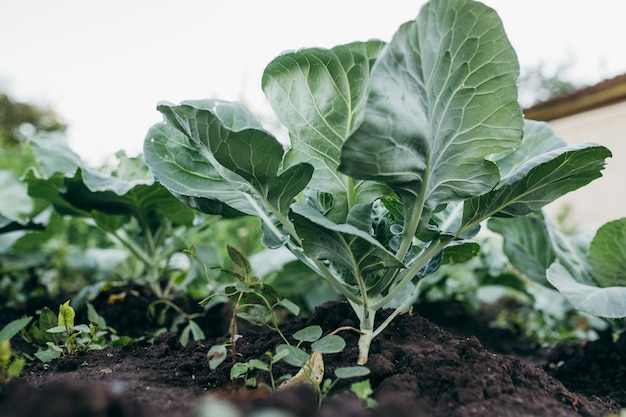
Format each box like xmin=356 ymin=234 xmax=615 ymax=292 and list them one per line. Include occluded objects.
xmin=231 ymin=292 xmax=243 ymax=364
xmin=111 ymin=229 xmax=164 ymax=298
xmin=149 ymin=299 xmax=203 ymax=322
xmin=254 ymin=294 xmax=290 ymax=345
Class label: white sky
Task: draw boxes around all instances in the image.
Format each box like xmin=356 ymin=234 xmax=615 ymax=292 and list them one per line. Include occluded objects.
xmin=1 ymin=0 xmax=625 ymax=165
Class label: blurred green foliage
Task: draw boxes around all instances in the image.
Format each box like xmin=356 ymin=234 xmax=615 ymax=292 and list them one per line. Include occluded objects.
xmin=0 ymin=90 xmax=66 ymax=175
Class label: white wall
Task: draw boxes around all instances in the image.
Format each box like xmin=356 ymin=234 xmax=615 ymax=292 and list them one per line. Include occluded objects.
xmin=541 ymin=100 xmax=626 ymax=232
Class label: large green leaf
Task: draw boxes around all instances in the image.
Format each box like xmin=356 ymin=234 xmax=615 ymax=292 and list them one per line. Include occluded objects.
xmin=0 ymin=171 xmax=34 ymax=222
xmin=263 ymin=41 xmax=387 ymax=221
xmin=488 ymin=213 xmax=555 ymax=284
xmin=543 ymin=212 xmax=594 ymax=285
xmin=0 ymin=213 xmax=13 ymax=232
xmin=147 ymin=100 xmax=313 ymax=221
xmin=546 ymin=218 xmax=626 ymax=318
xmin=290 ymin=204 xmax=403 ymax=282
xmin=0 ymin=170 xmax=44 ymax=233
xmin=26 ymin=136 xmax=194 ymax=227
xmin=547 ymin=263 xmax=626 ymax=319
xmin=463 ymin=142 xmax=611 ymax=226
xmin=340 ymin=0 xmax=522 ymax=209
xmin=491 ymin=121 xmax=566 ymax=181
xmin=28 ymin=135 xmax=82 ymax=178
xmin=144 ymin=123 xmax=252 ymax=217
xmin=589 ymin=218 xmax=626 ymax=287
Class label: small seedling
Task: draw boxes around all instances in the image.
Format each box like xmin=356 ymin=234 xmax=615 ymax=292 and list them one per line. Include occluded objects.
xmin=348 ymin=378 xmax=377 ymax=408
xmin=28 ymin=300 xmax=126 ymax=362
xmin=0 ymin=316 xmax=32 ymax=383
xmin=202 ymin=245 xmax=299 ymax=364
xmin=147 ymin=298 xmax=206 ymax=347
xmin=45 ymin=300 xmax=99 ymax=355
xmin=279 ymin=351 xmax=371 ymax=407
xmin=229 ymin=348 xmax=292 ymax=389
xmin=208 ymin=321 xmax=367 ymax=404
xmin=277 ymin=325 xmax=348 ymax=367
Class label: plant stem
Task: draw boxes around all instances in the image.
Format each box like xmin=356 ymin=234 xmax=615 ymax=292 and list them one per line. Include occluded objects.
xmin=148 ymin=299 xmax=202 ymax=321
xmin=244 ymin=182 xmax=364 ymax=305
xmin=346 ymin=176 xmax=357 ymax=209
xmin=372 ymin=236 xmax=449 ymax=310
xmin=111 ymin=229 xmax=164 ymax=297
xmin=396 ymin=184 xmax=429 ymax=262
xmin=230 ymin=292 xmax=243 ymax=364
xmin=247 ymin=193 xmax=302 ymax=246
xmin=352 ymin=303 xmax=376 ymax=365
xmin=372 ymin=276 xmax=426 ymax=339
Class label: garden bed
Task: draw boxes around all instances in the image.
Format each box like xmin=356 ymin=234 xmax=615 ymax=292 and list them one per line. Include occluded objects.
xmin=1 ymin=294 xmax=623 ymax=417
xmin=1 ymin=0 xmax=624 ymax=416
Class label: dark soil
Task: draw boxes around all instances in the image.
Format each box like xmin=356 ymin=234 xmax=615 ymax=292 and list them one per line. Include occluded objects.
xmin=1 ymin=290 xmax=624 ymax=417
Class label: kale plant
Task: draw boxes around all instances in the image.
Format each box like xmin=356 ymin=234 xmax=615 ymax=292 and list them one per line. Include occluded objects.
xmin=143 ymin=0 xmax=611 ymax=363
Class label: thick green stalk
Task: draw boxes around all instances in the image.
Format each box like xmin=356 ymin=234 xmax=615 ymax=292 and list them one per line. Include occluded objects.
xmin=111 ymin=229 xmax=163 ymax=298
xmin=372 ymin=236 xmax=450 ymax=310
xmin=346 ymin=176 xmax=357 ymax=209
xmin=371 ymin=176 xmax=431 ymax=299
xmin=396 ymin=173 xmax=430 ymax=262
xmin=350 ymin=302 xmax=376 ymax=365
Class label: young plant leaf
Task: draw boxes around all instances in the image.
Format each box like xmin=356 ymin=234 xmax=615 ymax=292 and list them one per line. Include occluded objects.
xmin=230 ymin=362 xmax=250 ymax=380
xmin=0 ymin=317 xmax=32 ymax=342
xmin=278 ymin=299 xmax=300 ymax=316
xmin=57 ymin=300 xmax=75 ymax=328
xmin=292 ymin=326 xmax=323 ymax=343
xmin=37 ymin=307 xmax=59 ymax=343
xmin=71 ymin=324 xmax=91 ymax=334
xmin=180 ymin=320 xmax=206 ymax=347
xmin=207 ymin=344 xmax=228 ymax=370
xmin=248 ymin=358 xmax=270 ymax=372
xmin=276 ymin=344 xmax=310 ymax=367
xmin=86 ymin=303 xmax=107 ymax=329
xmin=227 ymin=245 xmax=253 ymax=276
xmin=8 ymin=357 xmax=26 ymax=379
xmin=311 ymin=334 xmax=346 ymax=353
xmin=334 ymin=365 xmax=371 ymax=379
xmin=34 ymin=347 xmax=62 ymax=363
